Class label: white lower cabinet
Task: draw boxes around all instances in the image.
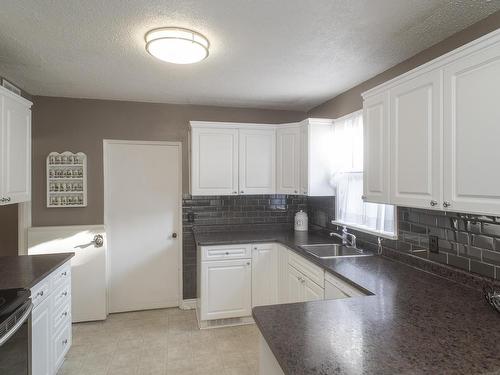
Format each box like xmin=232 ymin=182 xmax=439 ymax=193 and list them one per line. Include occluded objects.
xmin=198 ymin=243 xmax=368 ymax=325
xmin=31 ymin=261 xmax=72 ymax=375
xmin=252 ymin=244 xmax=278 ymax=307
xmin=324 ymin=272 xmax=367 ymax=299
xmin=31 ymin=297 xmax=51 ymax=375
xmin=286 ymin=264 xmax=324 ymax=303
xmin=200 ymin=257 xmax=252 ymax=321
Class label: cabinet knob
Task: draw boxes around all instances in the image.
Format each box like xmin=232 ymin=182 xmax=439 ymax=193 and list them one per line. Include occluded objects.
xmin=361 ymin=195 xmax=366 ymax=201
xmin=225 ymin=252 xmax=229 ymax=255
xmin=62 ymin=339 xmax=68 ymax=345
xmin=232 ymin=191 xmax=237 ymax=194
xmin=443 ymin=201 xmax=451 ymax=208
xmin=303 ymin=191 xmax=307 ymax=195
xmin=0 ymin=198 xmax=5 ymax=203
xmin=430 ymin=200 xmax=437 ymax=207
xmin=294 ymin=190 xmax=298 ymax=194
xmin=172 ymin=233 xmax=177 ymax=239
xmin=246 ymin=262 xmax=250 ymax=266
xmin=240 ymin=190 xmax=244 ymax=194
xmin=61 ymin=271 xmax=67 ymax=276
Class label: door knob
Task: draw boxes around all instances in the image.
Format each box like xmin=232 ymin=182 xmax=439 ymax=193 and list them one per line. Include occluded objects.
xmin=172 ymin=233 xmax=177 ymax=239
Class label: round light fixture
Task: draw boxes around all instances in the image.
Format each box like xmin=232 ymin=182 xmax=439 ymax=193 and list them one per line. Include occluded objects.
xmin=145 ymin=27 xmax=209 ymax=64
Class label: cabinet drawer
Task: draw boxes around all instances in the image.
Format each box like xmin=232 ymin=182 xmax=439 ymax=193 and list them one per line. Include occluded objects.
xmin=53 ymin=301 xmax=71 ymax=331
xmin=52 ymin=263 xmax=71 ymax=288
xmin=53 ymin=323 xmax=71 ymax=371
xmin=53 ymin=282 xmax=71 ymax=311
xmin=288 ymin=251 xmax=324 ymax=288
xmin=201 ymin=244 xmax=251 ymax=261
xmin=31 ymin=279 xmax=50 ymax=308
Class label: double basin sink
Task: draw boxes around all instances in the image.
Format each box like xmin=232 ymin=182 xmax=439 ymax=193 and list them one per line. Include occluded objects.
xmin=299 ymin=243 xmax=373 ymax=259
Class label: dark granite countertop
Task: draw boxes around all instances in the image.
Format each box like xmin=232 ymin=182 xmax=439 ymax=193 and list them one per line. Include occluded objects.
xmin=0 ymin=253 xmax=74 ymax=290
xmin=194 ymin=229 xmax=500 ymax=374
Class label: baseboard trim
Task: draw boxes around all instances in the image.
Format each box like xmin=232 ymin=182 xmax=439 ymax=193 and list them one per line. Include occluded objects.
xmin=180 ymin=299 xmax=197 ymax=310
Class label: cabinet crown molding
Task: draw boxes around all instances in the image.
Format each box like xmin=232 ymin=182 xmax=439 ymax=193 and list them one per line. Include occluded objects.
xmin=0 ymin=85 xmax=32 ymax=107
xmin=362 ymin=28 xmax=500 ymax=99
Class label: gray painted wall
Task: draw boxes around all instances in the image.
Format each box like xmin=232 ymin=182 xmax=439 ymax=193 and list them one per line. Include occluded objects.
xmin=31 ymin=97 xmax=304 ymax=226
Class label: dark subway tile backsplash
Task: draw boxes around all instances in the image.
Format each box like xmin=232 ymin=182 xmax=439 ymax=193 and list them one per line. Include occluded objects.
xmin=182 ymin=194 xmax=307 ymax=298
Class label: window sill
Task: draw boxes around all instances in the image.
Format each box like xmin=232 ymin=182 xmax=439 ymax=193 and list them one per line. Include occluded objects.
xmin=331 ymin=220 xmax=398 ymax=240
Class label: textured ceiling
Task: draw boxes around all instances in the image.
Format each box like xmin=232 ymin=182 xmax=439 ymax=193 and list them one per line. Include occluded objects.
xmin=0 ymin=1 xmax=499 ymax=110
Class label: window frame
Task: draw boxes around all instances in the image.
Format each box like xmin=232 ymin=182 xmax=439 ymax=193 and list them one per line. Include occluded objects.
xmin=332 ymin=111 xmax=398 ymax=240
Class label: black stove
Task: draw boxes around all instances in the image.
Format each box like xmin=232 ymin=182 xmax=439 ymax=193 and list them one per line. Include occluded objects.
xmin=0 ymin=288 xmax=31 ymax=375
xmin=0 ymin=289 xmax=30 ymax=325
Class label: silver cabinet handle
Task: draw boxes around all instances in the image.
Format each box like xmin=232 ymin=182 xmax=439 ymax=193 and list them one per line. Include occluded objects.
xmin=37 ymin=291 xmax=44 ymax=297
xmin=61 ymin=311 xmax=68 ymax=317
xmin=61 ymin=271 xmax=67 ymax=276
xmin=62 ymin=339 xmax=68 ymax=345
xmin=61 ymin=291 xmax=68 ymax=297
xmin=443 ymin=201 xmax=451 ymax=208
xmin=430 ymin=200 xmax=437 ymax=206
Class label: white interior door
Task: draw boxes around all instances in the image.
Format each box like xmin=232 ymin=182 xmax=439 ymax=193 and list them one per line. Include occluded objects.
xmin=28 ymin=225 xmax=107 ymax=322
xmin=104 ymin=140 xmax=181 ymax=313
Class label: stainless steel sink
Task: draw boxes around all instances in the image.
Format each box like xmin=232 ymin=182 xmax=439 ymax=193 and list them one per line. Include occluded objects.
xmin=300 ymin=243 xmax=373 ymax=259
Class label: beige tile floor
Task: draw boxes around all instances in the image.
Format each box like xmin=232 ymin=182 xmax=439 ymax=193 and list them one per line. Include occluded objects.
xmin=57 ymin=308 xmax=259 ymax=375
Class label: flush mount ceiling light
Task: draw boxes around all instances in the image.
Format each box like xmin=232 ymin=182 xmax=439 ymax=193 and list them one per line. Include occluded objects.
xmin=145 ymin=27 xmax=209 ymax=64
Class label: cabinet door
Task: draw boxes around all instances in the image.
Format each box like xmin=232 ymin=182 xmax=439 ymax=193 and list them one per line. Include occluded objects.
xmin=443 ymin=42 xmax=500 ymax=215
xmin=191 ymin=127 xmax=238 ymax=195
xmin=299 ymin=124 xmax=309 ymax=195
xmin=363 ymin=92 xmax=390 ymax=203
xmin=286 ymin=264 xmax=304 ymax=303
xmin=303 ymin=278 xmax=324 ymax=302
xmin=239 ymin=129 xmax=275 ymax=194
xmin=201 ymin=259 xmax=252 ymax=320
xmin=251 ymin=243 xmax=278 ymax=307
xmin=32 ymin=297 xmax=52 ymax=375
xmin=389 ymin=71 xmax=442 ymax=209
xmin=276 ymin=127 xmax=300 ymax=194
xmin=277 ymin=245 xmax=289 ymax=304
xmin=1 ymin=95 xmax=31 ymax=204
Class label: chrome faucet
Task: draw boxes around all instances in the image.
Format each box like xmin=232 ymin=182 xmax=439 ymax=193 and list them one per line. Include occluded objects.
xmin=330 ymin=226 xmax=357 ymax=248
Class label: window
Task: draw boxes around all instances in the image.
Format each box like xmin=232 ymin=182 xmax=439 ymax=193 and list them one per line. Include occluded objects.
xmin=331 ymin=111 xmax=396 ymax=238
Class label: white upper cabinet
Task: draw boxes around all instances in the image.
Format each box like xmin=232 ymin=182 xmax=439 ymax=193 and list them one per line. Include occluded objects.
xmin=239 ymin=128 xmax=275 ymax=194
xmin=362 ymin=29 xmax=500 ymax=215
xmin=300 ymin=118 xmax=335 ymax=196
xmin=190 ymin=125 xmax=239 ymax=196
xmin=389 ymin=70 xmax=442 ymax=209
xmin=276 ymin=126 xmax=300 ymax=194
xmin=443 ymin=40 xmax=500 ymax=215
xmin=363 ymin=92 xmax=390 ymax=204
xmin=0 ymin=88 xmax=32 ymax=205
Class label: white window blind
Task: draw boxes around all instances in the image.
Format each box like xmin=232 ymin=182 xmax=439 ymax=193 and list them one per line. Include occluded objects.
xmin=331 ymin=111 xmax=396 ymax=238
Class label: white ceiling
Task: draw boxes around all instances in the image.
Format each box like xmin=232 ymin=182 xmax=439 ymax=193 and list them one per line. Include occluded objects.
xmin=0 ymin=1 xmax=499 ymax=110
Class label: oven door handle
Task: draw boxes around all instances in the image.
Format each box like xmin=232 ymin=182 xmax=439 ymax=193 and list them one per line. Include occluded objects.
xmin=0 ymin=301 xmax=32 ymax=347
